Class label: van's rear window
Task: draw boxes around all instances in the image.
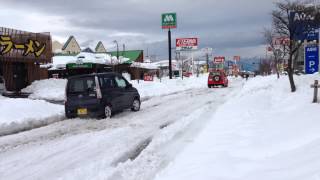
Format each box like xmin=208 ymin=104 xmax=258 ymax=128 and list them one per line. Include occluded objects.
xmin=68 ymin=77 xmax=95 ymax=93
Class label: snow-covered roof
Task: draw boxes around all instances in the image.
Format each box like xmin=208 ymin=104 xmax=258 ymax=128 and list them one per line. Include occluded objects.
xmin=48 ymin=55 xmax=77 ymax=70
xmin=49 ymin=52 xmax=116 ymax=70
xmin=150 ymin=60 xmax=180 ymax=70
xmin=74 ymin=52 xmax=111 ymax=64
xmin=152 ymin=60 xmax=178 ymax=67
xmin=130 ymin=62 xmax=159 ymax=70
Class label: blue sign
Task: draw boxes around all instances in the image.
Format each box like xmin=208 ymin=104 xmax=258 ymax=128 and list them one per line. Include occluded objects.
xmin=305 ymin=46 xmax=319 ymax=74
xmin=290 ymin=11 xmax=319 ymax=41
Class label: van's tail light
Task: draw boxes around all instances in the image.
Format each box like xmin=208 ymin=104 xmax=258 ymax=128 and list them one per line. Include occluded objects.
xmin=95 ymin=76 xmax=102 ymax=99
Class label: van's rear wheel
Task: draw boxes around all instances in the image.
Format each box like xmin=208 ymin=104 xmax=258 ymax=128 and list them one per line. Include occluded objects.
xmin=104 ymin=105 xmax=112 ymax=118
xmin=131 ymin=99 xmax=140 ymax=111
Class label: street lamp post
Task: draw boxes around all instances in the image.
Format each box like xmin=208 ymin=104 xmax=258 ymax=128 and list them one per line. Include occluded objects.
xmin=113 ymin=40 xmax=119 ymax=72
xmin=113 ymin=40 xmax=119 ymax=60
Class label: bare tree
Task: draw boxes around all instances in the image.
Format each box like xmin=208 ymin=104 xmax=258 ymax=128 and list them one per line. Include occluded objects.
xmin=259 ymin=58 xmax=273 ymax=75
xmin=264 ymin=28 xmax=289 ymax=79
xmin=272 ymin=0 xmax=319 ymax=92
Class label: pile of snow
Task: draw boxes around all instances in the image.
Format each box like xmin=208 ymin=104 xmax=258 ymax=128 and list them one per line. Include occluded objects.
xmin=132 ymin=75 xmax=209 ymax=100
xmin=23 ymin=74 xmax=210 ymax=102
xmin=22 ymin=78 xmax=67 ymax=101
xmin=155 ymin=74 xmax=320 ymax=180
xmin=0 ymin=97 xmax=64 ymax=136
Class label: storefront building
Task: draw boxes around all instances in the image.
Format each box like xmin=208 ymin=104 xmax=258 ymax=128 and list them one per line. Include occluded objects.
xmin=0 ymin=27 xmax=52 ymax=92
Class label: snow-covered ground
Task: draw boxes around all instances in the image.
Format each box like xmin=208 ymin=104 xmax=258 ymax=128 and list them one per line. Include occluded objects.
xmin=0 ymin=77 xmax=241 ymax=180
xmin=132 ymin=75 xmax=212 ymax=100
xmin=22 ymin=74 xmax=210 ymax=102
xmin=0 ymin=97 xmax=64 ymax=136
xmin=2 ymin=74 xmax=319 ymax=180
xmin=154 ymin=74 xmax=320 ymax=180
xmin=4 ymin=74 xmax=212 ymax=136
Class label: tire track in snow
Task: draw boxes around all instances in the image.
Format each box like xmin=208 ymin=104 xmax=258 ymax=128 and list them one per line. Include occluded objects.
xmin=0 ymin=88 xmax=210 ymax=153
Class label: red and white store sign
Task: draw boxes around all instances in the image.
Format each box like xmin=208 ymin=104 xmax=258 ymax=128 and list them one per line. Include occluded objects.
xmin=213 ymin=56 xmax=225 ymax=63
xmin=176 ymin=38 xmax=198 ymax=51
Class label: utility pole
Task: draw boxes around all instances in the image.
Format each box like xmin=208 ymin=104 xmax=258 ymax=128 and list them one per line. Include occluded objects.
xmin=182 ymin=58 xmax=184 ymax=80
xmin=113 ymin=40 xmax=119 ymax=72
xmin=113 ymin=40 xmax=119 ymax=60
xmin=122 ymin=44 xmax=125 ymax=56
xmin=206 ymin=52 xmax=209 ymax=72
xmin=202 ymin=47 xmax=212 ymax=73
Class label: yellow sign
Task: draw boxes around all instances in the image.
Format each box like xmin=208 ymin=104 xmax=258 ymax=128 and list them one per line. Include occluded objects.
xmin=0 ymin=35 xmax=46 ymax=57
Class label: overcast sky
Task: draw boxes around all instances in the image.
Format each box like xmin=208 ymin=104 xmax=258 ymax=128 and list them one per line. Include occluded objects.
xmin=0 ymin=0 xmax=278 ymax=60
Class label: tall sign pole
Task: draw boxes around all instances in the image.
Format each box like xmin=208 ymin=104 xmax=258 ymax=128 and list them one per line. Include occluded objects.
xmin=318 ymin=28 xmax=320 ymax=73
xmin=168 ymin=28 xmax=172 ymax=79
xmin=202 ymin=47 xmax=212 ymax=73
xmin=162 ymin=12 xmax=177 ymax=79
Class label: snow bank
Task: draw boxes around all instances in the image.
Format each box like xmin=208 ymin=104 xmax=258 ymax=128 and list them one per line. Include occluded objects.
xmin=23 ymin=74 xmax=209 ymax=102
xmin=155 ymin=74 xmax=320 ymax=180
xmin=22 ymin=78 xmax=67 ymax=101
xmin=0 ymin=97 xmax=64 ymax=136
xmin=132 ymin=74 xmax=208 ymax=100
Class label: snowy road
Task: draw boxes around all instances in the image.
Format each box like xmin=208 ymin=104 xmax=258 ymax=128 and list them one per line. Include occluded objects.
xmin=0 ymin=80 xmax=242 ymax=180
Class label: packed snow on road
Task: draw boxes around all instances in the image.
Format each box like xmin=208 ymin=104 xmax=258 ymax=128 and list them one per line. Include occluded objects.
xmin=1 ymin=74 xmax=320 ymax=180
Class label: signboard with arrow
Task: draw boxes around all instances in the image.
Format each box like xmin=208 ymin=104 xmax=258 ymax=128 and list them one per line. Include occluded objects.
xmin=305 ymin=46 xmax=319 ymax=74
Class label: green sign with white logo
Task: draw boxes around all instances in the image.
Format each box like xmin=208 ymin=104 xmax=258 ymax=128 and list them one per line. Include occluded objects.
xmin=67 ymin=63 xmax=93 ymax=69
xmin=162 ymin=13 xmax=177 ymax=29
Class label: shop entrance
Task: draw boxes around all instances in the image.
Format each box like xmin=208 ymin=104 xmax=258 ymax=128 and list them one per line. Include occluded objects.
xmin=13 ymin=62 xmax=27 ymax=91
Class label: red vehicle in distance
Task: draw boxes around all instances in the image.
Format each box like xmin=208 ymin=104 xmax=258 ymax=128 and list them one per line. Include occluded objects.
xmin=208 ymin=70 xmax=228 ymax=88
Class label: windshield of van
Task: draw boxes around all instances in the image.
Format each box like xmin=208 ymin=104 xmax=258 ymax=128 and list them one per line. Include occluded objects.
xmin=68 ymin=77 xmax=95 ymax=93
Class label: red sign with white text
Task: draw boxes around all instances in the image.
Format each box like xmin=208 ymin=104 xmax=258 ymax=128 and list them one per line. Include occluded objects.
xmin=144 ymin=75 xmax=154 ymax=81
xmin=213 ymin=56 xmax=225 ymax=64
xmin=176 ymin=38 xmax=198 ymax=51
